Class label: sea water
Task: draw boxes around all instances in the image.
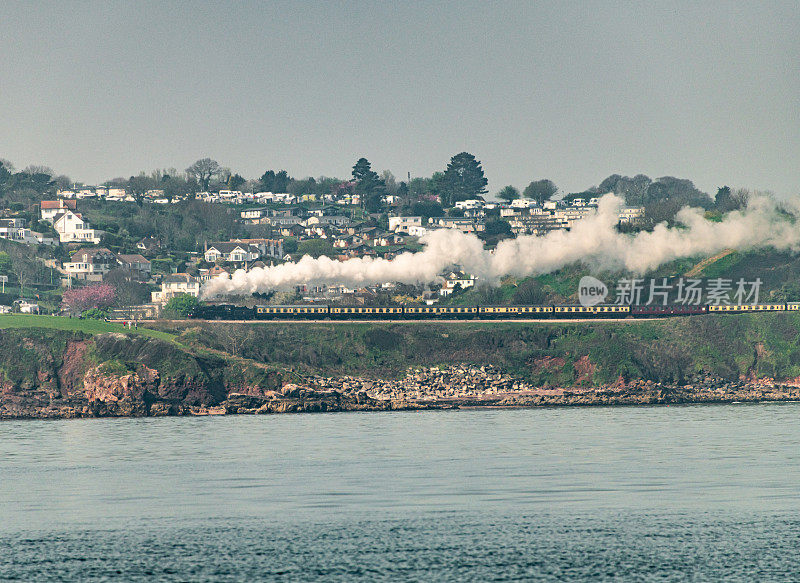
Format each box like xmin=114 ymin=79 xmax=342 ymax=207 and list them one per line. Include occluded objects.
xmin=2 ymin=404 xmax=800 ymax=581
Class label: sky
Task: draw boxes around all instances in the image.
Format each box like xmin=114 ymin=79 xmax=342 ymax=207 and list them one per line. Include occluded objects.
xmin=1 ymin=1 xmax=798 ymax=197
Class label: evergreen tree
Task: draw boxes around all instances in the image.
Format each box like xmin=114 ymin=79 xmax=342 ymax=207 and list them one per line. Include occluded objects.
xmin=441 ymin=152 xmax=488 ymax=207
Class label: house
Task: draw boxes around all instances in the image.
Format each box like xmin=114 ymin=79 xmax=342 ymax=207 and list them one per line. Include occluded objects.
xmin=428 ymin=217 xmax=485 ymax=233
xmin=619 ymin=206 xmax=646 ymax=224
xmin=204 ymin=242 xmax=261 ymax=264
xmin=14 ymin=299 xmax=39 ymax=314
xmin=136 ymin=237 xmax=161 ymax=255
xmin=240 ymin=207 xmax=271 ymax=221
xmin=151 ymin=273 xmax=201 ymax=304
xmin=40 ymin=199 xmax=78 ymax=222
xmin=0 ymin=218 xmax=32 ymax=243
xmin=62 ymin=247 xmax=117 ymax=282
xmin=439 ymin=271 xmax=477 ymax=296
xmin=116 ymin=254 xmax=152 ymax=281
xmin=52 ymin=210 xmax=103 ymax=244
xmin=388 ymin=216 xmax=422 ymax=234
xmin=199 ymin=265 xmax=230 ymax=282
xmin=304 ymin=215 xmax=351 ymax=228
xmin=372 ymin=234 xmax=405 ymax=247
xmin=228 ymin=238 xmax=284 ymax=258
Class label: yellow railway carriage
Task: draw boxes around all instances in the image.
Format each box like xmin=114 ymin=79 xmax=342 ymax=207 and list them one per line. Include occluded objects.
xmin=330 ymin=306 xmax=404 ymax=319
xmin=255 ymin=305 xmax=329 ymax=319
xmin=554 ymin=305 xmax=631 ymax=317
xmin=708 ymin=304 xmax=786 ymax=313
xmin=479 ymin=306 xmax=554 ymax=318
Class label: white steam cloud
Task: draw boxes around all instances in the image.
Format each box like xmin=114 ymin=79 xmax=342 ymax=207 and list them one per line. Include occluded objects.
xmin=202 ymin=194 xmax=800 ymax=298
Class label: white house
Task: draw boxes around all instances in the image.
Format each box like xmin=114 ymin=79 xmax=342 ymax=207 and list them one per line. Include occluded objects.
xmin=40 ymin=199 xmax=78 ymax=222
xmin=52 ymin=210 xmax=103 ymax=244
xmin=388 ymin=216 xmax=422 ymax=234
xmin=62 ymin=247 xmax=117 ymax=282
xmin=304 ymin=215 xmax=351 ymax=228
xmin=204 ymin=242 xmax=261 ymax=263
xmin=439 ymin=271 xmax=476 ymax=296
xmin=151 ymin=273 xmax=201 ymax=304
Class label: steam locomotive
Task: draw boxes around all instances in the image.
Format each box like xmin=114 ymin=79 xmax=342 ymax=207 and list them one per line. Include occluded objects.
xmin=188 ymin=302 xmax=800 ymax=320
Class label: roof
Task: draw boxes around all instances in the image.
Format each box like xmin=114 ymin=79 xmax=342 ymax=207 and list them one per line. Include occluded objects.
xmin=206 ymin=242 xmax=258 ymax=254
xmin=41 ymin=200 xmax=77 ymax=210
xmin=163 ymin=273 xmax=197 ymax=284
xmin=117 ymin=254 xmax=150 ymax=264
xmin=71 ymin=247 xmax=114 ymax=262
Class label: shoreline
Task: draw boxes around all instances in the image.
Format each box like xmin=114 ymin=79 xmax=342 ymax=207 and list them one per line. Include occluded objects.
xmin=5 ymin=382 xmax=800 ymax=420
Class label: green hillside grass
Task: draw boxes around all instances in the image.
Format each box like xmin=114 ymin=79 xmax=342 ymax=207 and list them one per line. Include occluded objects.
xmin=0 ymin=314 xmax=176 ymax=343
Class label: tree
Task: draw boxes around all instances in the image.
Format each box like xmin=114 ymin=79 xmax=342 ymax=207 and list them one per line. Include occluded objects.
xmin=9 ymin=245 xmax=35 ymax=298
xmin=351 ymin=158 xmax=386 ymax=213
xmin=714 ymin=186 xmax=733 ymax=211
xmin=297 ymin=239 xmax=335 ymax=258
xmin=186 ymin=158 xmax=220 ymax=191
xmin=62 ymin=284 xmax=116 ymax=313
xmin=730 ymin=188 xmax=750 ymax=210
xmin=163 ymin=294 xmax=200 ymax=318
xmin=497 ymin=185 xmax=520 ymax=203
xmin=523 ymin=179 xmax=558 ymax=205
xmin=127 ymin=173 xmax=151 ymax=206
xmin=441 ymin=152 xmax=488 ymax=207
xmin=227 ymin=173 xmax=246 ymax=191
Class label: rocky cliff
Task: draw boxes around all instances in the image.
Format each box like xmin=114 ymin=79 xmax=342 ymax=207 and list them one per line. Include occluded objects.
xmin=3 ymin=324 xmax=800 ymax=420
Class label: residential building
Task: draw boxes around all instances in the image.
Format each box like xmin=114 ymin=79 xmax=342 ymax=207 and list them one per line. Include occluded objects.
xmin=151 ymin=273 xmax=201 ymax=304
xmin=62 ymin=247 xmax=117 ymax=282
xmin=619 ymin=206 xmax=646 ymax=224
xmin=136 ymin=237 xmax=161 ymax=255
xmin=388 ymin=216 xmax=422 ymax=233
xmin=116 ymin=254 xmax=152 ymax=281
xmin=204 ymin=242 xmax=261 ymax=263
xmin=428 ymin=217 xmax=485 ymax=233
xmin=52 ymin=210 xmax=103 ymax=244
xmin=199 ymin=265 xmax=230 ymax=282
xmin=304 ymin=215 xmax=351 ymax=227
xmin=228 ymin=238 xmax=284 ymax=258
xmin=40 ymin=199 xmax=78 ymax=222
xmin=439 ymin=271 xmax=477 ymax=296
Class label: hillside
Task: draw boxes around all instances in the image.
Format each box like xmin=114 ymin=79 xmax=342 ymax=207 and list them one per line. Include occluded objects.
xmin=442 ymin=248 xmax=800 ymax=306
xmin=154 ymin=313 xmax=800 ymax=386
xmin=3 ymin=312 xmax=800 ymax=419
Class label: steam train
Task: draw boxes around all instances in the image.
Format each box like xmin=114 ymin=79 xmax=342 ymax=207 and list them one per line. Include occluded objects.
xmin=188 ymin=302 xmax=800 ymax=320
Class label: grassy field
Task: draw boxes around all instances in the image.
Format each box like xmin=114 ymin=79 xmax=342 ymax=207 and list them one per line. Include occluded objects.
xmin=0 ymin=314 xmax=177 ymax=342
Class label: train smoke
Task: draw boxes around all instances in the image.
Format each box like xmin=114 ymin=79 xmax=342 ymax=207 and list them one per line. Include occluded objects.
xmin=201 ymin=194 xmax=800 ymax=298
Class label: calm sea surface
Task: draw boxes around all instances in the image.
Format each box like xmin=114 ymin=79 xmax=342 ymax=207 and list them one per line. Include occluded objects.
xmin=2 ymin=404 xmax=800 ymax=581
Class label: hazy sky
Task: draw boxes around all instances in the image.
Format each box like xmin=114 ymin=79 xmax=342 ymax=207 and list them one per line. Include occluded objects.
xmin=2 ymin=1 xmax=798 ymax=197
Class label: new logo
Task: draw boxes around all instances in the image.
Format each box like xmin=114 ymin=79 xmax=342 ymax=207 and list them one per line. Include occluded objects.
xmin=578 ymin=276 xmax=608 ymax=307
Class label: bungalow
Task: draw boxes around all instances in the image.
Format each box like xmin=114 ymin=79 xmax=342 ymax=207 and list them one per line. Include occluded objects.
xmin=151 ymin=273 xmax=201 ymax=304
xmin=63 ymin=247 xmax=117 ymax=282
xmin=240 ymin=207 xmax=271 ymax=221
xmin=428 ymin=217 xmax=485 ymax=233
xmin=304 ymin=215 xmax=352 ymax=228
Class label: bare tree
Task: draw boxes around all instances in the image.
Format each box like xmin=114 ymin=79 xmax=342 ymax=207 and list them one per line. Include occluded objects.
xmin=731 ymin=188 xmax=751 ymax=210
xmin=8 ymin=245 xmax=34 ymax=298
xmin=186 ymin=158 xmax=220 ymax=191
